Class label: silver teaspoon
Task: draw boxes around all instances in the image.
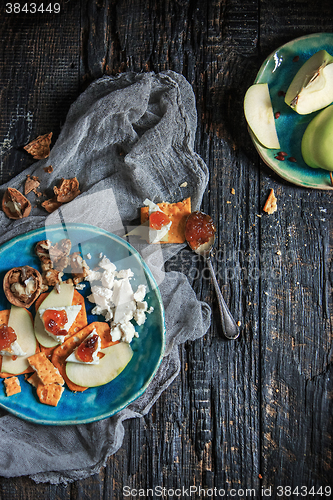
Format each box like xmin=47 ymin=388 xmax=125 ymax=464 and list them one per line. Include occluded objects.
xmin=185 ymin=211 xmax=240 ymax=340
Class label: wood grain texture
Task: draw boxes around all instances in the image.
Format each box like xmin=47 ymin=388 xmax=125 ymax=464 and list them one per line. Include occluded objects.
xmin=0 ymin=0 xmax=332 ymax=498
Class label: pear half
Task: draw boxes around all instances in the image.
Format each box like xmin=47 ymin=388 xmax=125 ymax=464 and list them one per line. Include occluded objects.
xmin=285 ymin=50 xmax=333 ymax=115
xmin=301 ymin=104 xmax=333 ymax=171
xmin=1 ymin=306 xmax=37 ymax=375
xmin=244 ymin=83 xmax=280 ymax=149
xmin=66 ymin=342 xmax=133 ymax=387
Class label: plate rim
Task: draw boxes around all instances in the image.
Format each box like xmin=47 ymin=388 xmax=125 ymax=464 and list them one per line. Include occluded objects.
xmin=0 ymin=223 xmax=166 ymax=425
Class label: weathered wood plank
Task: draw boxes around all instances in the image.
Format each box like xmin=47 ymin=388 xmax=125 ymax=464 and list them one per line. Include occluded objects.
xmin=100 ymin=0 xmax=262 ymax=495
xmin=259 ymin=0 xmax=333 ymax=488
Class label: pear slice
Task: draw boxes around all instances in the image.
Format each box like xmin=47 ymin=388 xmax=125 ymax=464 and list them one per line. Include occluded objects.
xmin=1 ymin=306 xmax=37 ymax=375
xmin=301 ymin=104 xmax=333 ymax=171
xmin=34 ymin=282 xmax=74 ymax=348
xmin=244 ymin=83 xmax=280 ymax=149
xmin=285 ymin=50 xmax=333 ymax=115
xmin=66 ymin=342 xmax=133 ymax=387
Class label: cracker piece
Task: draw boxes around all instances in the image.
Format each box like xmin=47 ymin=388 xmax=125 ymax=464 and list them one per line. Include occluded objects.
xmin=28 ymin=352 xmax=64 ymax=386
xmin=52 ymin=322 xmax=117 ymax=392
xmin=0 ymin=309 xmax=10 ymax=325
xmin=263 ymin=189 xmax=277 ymax=214
xmin=24 ymin=132 xmax=52 ymax=159
xmin=4 ymin=376 xmax=21 ymax=396
xmin=26 ymin=372 xmax=40 ymax=388
xmin=37 ymin=383 xmax=64 ymax=407
xmin=140 ymin=197 xmax=191 ymax=243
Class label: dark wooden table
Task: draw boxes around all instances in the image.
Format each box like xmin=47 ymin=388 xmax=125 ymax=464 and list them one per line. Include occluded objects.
xmin=0 ymin=1 xmax=332 ymax=498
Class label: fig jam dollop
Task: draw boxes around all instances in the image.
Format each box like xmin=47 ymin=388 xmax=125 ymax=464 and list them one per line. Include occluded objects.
xmin=0 ymin=324 xmax=17 ymax=350
xmin=76 ymin=334 xmax=99 ymax=363
xmin=149 ymin=210 xmax=170 ymax=230
xmin=185 ymin=212 xmax=216 ymax=250
xmin=43 ymin=309 xmax=68 ymax=336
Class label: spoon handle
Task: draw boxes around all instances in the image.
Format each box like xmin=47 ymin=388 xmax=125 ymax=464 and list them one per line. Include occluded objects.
xmin=206 ymin=256 xmax=240 ymax=339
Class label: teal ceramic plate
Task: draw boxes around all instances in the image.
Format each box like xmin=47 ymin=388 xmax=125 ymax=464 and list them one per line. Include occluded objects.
xmin=0 ymin=224 xmax=165 ymax=425
xmin=251 ymin=32 xmax=333 ymax=189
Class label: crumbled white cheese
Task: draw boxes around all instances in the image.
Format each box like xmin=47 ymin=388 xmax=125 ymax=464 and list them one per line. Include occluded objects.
xmin=98 ymin=256 xmax=116 ymax=272
xmin=134 ymin=309 xmax=146 ymax=326
xmin=136 ymin=300 xmax=148 ymax=311
xmin=85 ymin=270 xmax=103 ymax=282
xmin=115 ymin=269 xmax=134 ymax=279
xmin=119 ymin=321 xmax=138 ymax=343
xmin=87 ymin=285 xmax=113 ymax=308
xmin=110 ymin=324 xmax=122 ymax=342
xmin=112 ymin=279 xmax=136 ymax=324
xmin=133 ymin=301 xmax=148 ymax=325
xmin=75 ymin=283 xmax=86 ymax=290
xmin=111 ymin=321 xmax=138 ymax=343
xmin=134 ymin=284 xmax=146 ymax=302
xmin=87 ymin=255 xmax=152 ymax=343
xmin=89 ymin=305 xmax=102 ymax=316
xmin=86 ymin=253 xmax=92 ymax=259
xmin=101 ymin=269 xmax=115 ymax=289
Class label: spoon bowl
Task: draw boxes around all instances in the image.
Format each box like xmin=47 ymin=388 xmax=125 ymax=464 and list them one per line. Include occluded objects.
xmin=185 ymin=211 xmax=240 ymax=340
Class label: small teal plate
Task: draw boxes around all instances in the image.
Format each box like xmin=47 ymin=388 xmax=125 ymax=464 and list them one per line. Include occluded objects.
xmin=251 ymin=32 xmax=333 ymax=189
xmin=0 ymin=224 xmax=165 ymax=425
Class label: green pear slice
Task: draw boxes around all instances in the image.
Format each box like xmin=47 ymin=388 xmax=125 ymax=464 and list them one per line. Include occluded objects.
xmin=244 ymin=83 xmax=280 ymax=149
xmin=1 ymin=306 xmax=37 ymax=375
xmin=301 ymin=104 xmax=333 ymax=171
xmin=34 ymin=282 xmax=74 ymax=348
xmin=285 ymin=50 xmax=333 ymax=114
xmin=65 ymin=342 xmax=133 ymax=387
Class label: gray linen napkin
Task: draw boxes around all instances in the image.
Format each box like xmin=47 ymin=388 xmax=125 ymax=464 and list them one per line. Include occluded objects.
xmin=0 ymin=71 xmax=211 ymax=484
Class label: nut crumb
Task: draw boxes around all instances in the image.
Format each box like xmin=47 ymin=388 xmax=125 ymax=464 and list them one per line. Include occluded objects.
xmin=24 ymin=132 xmax=52 ymax=159
xmin=24 ymin=175 xmax=40 ymax=195
xmin=180 ymin=181 xmax=188 ymax=188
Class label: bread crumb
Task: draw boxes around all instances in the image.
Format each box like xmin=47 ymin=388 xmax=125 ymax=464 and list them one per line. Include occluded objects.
xmin=231 ymin=188 xmax=235 ymax=195
xmin=263 ymin=189 xmax=277 ymax=214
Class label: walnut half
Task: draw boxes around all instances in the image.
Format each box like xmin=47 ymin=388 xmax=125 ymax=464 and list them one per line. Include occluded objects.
xmin=2 ymin=188 xmax=31 ymax=220
xmin=3 ymin=266 xmax=43 ymax=308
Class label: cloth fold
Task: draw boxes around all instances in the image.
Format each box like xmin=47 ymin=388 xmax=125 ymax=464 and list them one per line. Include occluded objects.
xmin=0 ymin=71 xmax=211 ymax=484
